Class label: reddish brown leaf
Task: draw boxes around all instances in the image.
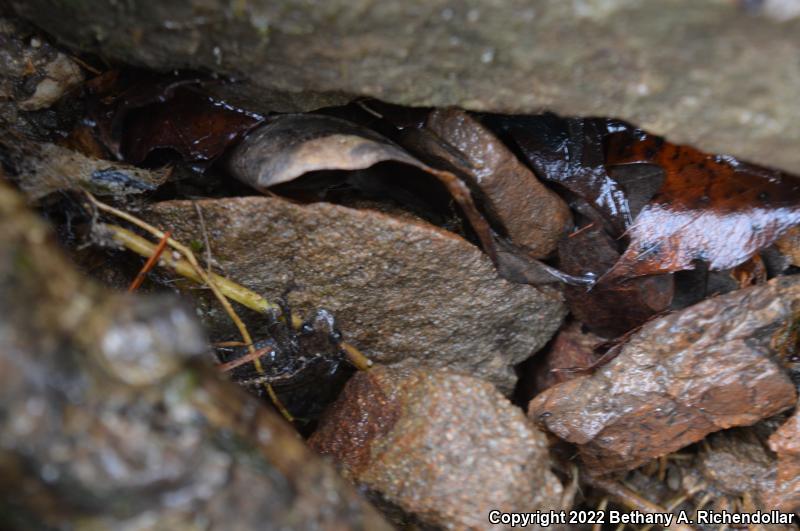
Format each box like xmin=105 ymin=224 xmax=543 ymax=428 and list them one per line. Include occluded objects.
xmin=604 ymin=132 xmax=800 ymax=279
xmin=558 ymin=223 xmax=673 ymax=337
xmin=121 ymin=87 xmax=263 ymax=166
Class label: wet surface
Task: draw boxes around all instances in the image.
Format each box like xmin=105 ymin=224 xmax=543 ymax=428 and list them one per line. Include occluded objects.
xmin=310 ymin=366 xmax=563 ymax=530
xmin=529 ymin=277 xmax=800 ymax=473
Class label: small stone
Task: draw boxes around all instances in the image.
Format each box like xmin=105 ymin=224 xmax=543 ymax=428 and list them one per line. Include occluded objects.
xmin=309 ymin=367 xmax=563 ymax=530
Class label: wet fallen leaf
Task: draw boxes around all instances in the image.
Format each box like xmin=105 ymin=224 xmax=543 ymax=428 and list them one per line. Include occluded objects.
xmin=529 ymin=277 xmax=799 ymax=473
xmin=121 ymin=86 xmax=263 ymax=167
xmin=531 ymin=320 xmax=605 ymax=393
xmin=85 ymin=71 xmax=262 ymax=168
xmin=309 ymin=367 xmax=563 ymax=529
xmin=417 ymin=108 xmax=572 ymax=258
xmin=558 ymin=223 xmax=673 ymax=337
xmin=227 ymin=113 xmax=498 ymax=261
xmin=604 ymin=131 xmax=800 ymax=279
xmin=483 ymin=114 xmax=639 ymax=235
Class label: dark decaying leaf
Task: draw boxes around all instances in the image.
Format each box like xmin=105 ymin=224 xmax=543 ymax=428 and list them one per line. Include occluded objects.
xmin=482 ymin=114 xmax=638 ymax=235
xmin=120 ymin=87 xmax=263 ymax=167
xmin=558 ymin=223 xmax=673 ymax=338
xmin=417 ymin=108 xmax=572 ymax=258
xmin=604 ymin=130 xmax=800 ymax=279
xmin=529 ymin=276 xmax=800 ymax=473
xmin=86 ymin=71 xmax=262 ymax=166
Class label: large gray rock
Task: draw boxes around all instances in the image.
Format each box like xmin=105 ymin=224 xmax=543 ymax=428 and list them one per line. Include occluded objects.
xmin=9 ymin=0 xmax=800 ymax=175
xmin=144 ymin=196 xmax=566 ymax=392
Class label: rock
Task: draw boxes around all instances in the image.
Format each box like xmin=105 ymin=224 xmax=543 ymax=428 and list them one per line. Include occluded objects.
xmin=0 ymin=18 xmax=168 ymax=200
xmin=0 ymin=17 xmax=82 ymax=113
xmin=528 ymin=277 xmax=799 ymax=473
xmin=768 ymin=406 xmax=800 ymax=512
xmin=0 ymin=180 xmax=391 ymax=530
xmin=309 ymin=366 xmax=563 ymax=530
xmin=145 ymin=196 xmax=566 ymax=392
xmin=8 ymin=2 xmax=800 ymax=176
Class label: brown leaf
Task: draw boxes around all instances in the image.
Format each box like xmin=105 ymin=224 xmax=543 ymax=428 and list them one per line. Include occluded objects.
xmin=558 ymin=223 xmax=674 ymax=337
xmin=483 ymin=114 xmax=639 ymax=235
xmin=227 ymin=113 xmax=498 ymax=261
xmin=420 ymin=109 xmax=572 ymax=258
xmin=604 ymin=131 xmax=800 ymax=279
xmin=529 ymin=277 xmax=799 ymax=473
xmin=120 ymin=87 xmax=263 ymax=166
xmin=532 ymin=321 xmax=605 ymax=392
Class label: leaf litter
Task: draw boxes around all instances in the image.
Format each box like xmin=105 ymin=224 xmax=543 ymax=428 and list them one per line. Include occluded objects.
xmin=10 ymin=62 xmax=800 ymax=528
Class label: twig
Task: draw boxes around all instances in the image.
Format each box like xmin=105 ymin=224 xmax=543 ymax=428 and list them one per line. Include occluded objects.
xmin=193 ymin=200 xmax=215 ymax=276
xmin=587 ymin=476 xmax=695 ymax=531
xmin=593 ymin=498 xmax=608 ymax=531
xmin=101 ymin=221 xmax=372 ymax=371
xmin=217 ymin=345 xmax=275 ymax=372
xmin=128 ymin=230 xmax=171 ymax=292
xmin=87 ymin=193 xmax=293 ymax=421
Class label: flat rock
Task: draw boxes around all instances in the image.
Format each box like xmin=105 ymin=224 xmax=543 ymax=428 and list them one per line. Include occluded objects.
xmin=309 ymin=366 xmax=563 ymax=530
xmin=529 ymin=277 xmax=800 ymax=473
xmin=9 ymin=2 xmax=800 ymax=175
xmin=145 ymin=196 xmax=565 ymax=392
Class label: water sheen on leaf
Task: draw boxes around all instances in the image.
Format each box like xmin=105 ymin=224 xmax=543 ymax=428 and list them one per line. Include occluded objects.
xmin=604 ymin=131 xmax=800 ymax=279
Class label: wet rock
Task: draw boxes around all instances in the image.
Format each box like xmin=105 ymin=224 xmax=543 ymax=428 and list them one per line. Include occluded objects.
xmin=8 ymin=2 xmax=800 ymax=176
xmin=768 ymin=406 xmax=800 ymax=512
xmin=0 ymin=180 xmax=391 ymax=530
xmin=0 ymin=18 xmax=167 ymax=200
xmin=529 ymin=277 xmax=800 ymax=473
xmin=421 ymin=108 xmax=572 ymax=258
xmin=6 ymin=141 xmax=169 ymax=200
xmin=145 ymin=196 xmax=566 ymax=392
xmin=309 ymin=366 xmax=563 ymax=530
